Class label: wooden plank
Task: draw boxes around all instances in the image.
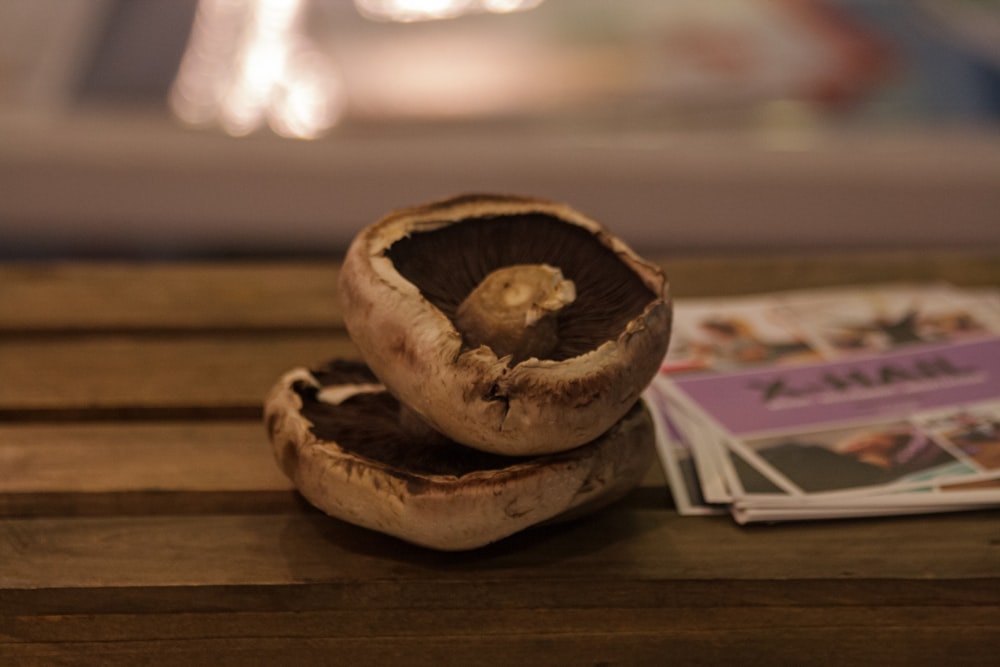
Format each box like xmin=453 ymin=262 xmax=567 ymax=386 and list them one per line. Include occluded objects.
xmin=663 ymin=251 xmax=1000 ymax=297
xmin=3 ymin=254 xmax=998 ymax=331
xmin=2 ymin=254 xmax=996 ymax=413
xmin=4 ymin=626 xmax=996 ymax=667
xmin=0 ymin=262 xmax=342 ymax=332
xmin=5 ymin=578 xmax=994 ymax=616
xmin=0 ymin=489 xmax=302 ymax=519
xmin=0 ymin=335 xmax=358 ymax=414
xmin=2 ymin=508 xmax=998 ymax=666
xmin=0 ymin=423 xmax=287 ymax=493
xmin=0 ymin=258 xmax=996 ymax=667
xmin=0 ymin=421 xmax=667 ymax=517
xmin=2 ymin=509 xmax=998 ymax=591
xmin=8 ymin=607 xmax=993 ymax=643
xmin=0 ymin=422 xmax=297 ymax=517
xmin=3 ymin=606 xmax=998 ymax=667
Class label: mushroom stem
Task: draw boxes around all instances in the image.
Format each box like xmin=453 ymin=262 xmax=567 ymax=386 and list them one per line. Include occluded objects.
xmin=454 ymin=264 xmax=576 ymax=363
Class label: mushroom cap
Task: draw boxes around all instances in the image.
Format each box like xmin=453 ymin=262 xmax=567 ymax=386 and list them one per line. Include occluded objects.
xmin=264 ymin=360 xmax=656 ymax=551
xmin=339 ymin=193 xmax=671 ymax=456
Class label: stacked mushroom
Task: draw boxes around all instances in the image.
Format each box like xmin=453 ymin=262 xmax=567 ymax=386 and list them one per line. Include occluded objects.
xmin=264 ymin=194 xmax=672 ymax=550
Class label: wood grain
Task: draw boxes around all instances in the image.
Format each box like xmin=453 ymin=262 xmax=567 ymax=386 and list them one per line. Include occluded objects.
xmin=3 ymin=256 xmax=999 ymax=666
xmin=0 ymin=336 xmax=358 ymax=414
xmin=0 ymin=262 xmax=342 ymax=331
xmin=0 ymin=423 xmax=286 ymax=493
xmin=3 ymin=509 xmax=998 ymax=590
xmin=3 ymin=606 xmax=998 ymax=667
xmin=0 ymin=421 xmax=668 ymax=518
xmin=0 ymin=422 xmax=298 ymax=517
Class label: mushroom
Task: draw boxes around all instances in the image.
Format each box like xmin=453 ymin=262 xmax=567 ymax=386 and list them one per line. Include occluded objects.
xmin=338 ymin=193 xmax=671 ymax=456
xmin=264 ymin=360 xmax=656 ymax=551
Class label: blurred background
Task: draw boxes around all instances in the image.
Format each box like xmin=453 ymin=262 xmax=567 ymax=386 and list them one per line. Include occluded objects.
xmin=1 ymin=0 xmax=998 ymax=259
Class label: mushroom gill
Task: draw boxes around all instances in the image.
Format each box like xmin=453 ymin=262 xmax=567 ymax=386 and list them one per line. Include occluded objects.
xmin=296 ymin=361 xmax=535 ymax=476
xmin=385 ymin=214 xmax=657 ymax=362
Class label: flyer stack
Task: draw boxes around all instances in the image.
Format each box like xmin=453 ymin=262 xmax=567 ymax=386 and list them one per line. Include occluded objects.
xmin=646 ymin=282 xmax=1000 ymax=523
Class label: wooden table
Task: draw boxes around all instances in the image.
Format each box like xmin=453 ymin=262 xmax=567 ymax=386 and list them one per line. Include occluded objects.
xmin=2 ymin=253 xmax=999 ymax=665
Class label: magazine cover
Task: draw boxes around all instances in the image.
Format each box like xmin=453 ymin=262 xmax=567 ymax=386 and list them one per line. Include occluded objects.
xmin=648 ymin=283 xmax=1000 ymax=522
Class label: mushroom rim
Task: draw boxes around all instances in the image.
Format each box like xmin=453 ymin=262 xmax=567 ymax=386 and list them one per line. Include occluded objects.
xmin=364 ymin=193 xmax=667 ymax=298
xmin=264 ymin=363 xmax=658 ymax=550
xmin=349 ymin=194 xmax=670 ymax=369
xmin=269 ymin=366 xmax=651 ymax=495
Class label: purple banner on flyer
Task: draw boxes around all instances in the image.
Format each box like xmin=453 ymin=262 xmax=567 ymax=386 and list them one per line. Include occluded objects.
xmin=668 ymin=337 xmax=1000 ymax=436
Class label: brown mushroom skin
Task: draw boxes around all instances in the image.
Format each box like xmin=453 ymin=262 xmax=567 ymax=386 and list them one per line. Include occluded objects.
xmin=264 ymin=364 xmax=657 ymax=551
xmin=339 ymin=194 xmax=671 ymax=456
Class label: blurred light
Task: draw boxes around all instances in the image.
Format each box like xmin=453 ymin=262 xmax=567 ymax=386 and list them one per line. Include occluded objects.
xmin=354 ymin=0 xmax=543 ymax=23
xmin=344 ymin=33 xmax=572 ymax=117
xmin=170 ymin=0 xmax=343 ymax=139
xmin=482 ymin=0 xmax=541 ymax=13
